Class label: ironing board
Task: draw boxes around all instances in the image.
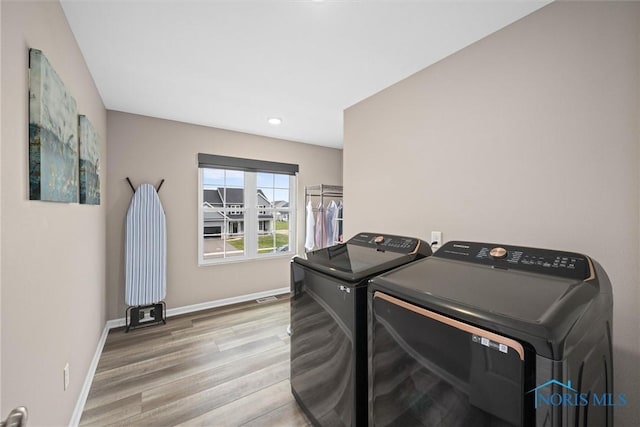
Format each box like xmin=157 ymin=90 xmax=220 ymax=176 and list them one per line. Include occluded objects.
xmin=125 ymin=183 xmax=166 ymax=323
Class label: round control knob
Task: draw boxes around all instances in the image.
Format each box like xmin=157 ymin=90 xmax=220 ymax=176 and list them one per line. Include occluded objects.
xmin=490 ymin=247 xmax=508 ymax=259
xmin=374 ymin=236 xmax=385 ymax=244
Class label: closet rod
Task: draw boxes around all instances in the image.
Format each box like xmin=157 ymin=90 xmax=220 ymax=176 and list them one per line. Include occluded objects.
xmin=309 ymin=192 xmax=343 ymax=198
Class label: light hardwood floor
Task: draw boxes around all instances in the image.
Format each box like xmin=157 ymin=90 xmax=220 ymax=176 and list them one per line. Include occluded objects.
xmin=80 ymin=296 xmax=311 ymax=426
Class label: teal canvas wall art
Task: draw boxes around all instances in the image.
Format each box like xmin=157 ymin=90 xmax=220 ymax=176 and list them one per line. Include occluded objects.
xmin=79 ymin=115 xmax=100 ymax=205
xmin=29 ymin=48 xmax=79 ymax=202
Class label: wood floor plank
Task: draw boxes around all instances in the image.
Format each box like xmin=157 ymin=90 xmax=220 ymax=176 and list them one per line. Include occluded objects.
xmin=215 ymin=316 xmax=289 ymax=351
xmin=86 ymin=337 xmax=287 ymax=411
xmin=80 ymin=394 xmax=142 ymax=426
xmin=92 ymin=338 xmax=221 ymax=387
xmin=176 ymin=380 xmax=297 ymax=427
xmin=103 ymin=317 xmax=192 ymax=348
xmin=165 ymin=305 xmax=287 ymax=345
xmin=108 ymin=360 xmax=290 ymax=426
xmin=80 ymin=296 xmax=309 ymax=426
xmin=241 ymin=399 xmax=312 ymax=427
xmin=141 ymin=344 xmax=290 ymax=411
xmin=96 ymin=331 xmax=222 ymax=375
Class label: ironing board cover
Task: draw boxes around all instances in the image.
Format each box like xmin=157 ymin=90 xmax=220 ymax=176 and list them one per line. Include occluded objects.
xmin=125 ymin=183 xmax=166 ymax=306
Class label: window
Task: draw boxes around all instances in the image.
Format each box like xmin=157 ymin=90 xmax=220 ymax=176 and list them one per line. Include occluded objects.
xmin=198 ymin=154 xmax=298 ymax=264
xmin=257 ymin=172 xmax=292 ymax=254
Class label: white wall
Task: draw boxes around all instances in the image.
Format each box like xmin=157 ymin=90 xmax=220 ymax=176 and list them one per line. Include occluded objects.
xmin=106 ymin=111 xmax=342 ymax=319
xmin=1 ymin=1 xmax=107 ymax=425
xmin=344 ymin=1 xmax=639 ymax=425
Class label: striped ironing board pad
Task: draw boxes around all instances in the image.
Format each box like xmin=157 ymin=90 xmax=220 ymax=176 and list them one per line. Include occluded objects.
xmin=125 ymin=183 xmax=166 ymax=306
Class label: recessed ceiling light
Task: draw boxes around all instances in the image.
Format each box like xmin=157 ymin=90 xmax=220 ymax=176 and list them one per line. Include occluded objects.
xmin=268 ymin=117 xmax=282 ymax=125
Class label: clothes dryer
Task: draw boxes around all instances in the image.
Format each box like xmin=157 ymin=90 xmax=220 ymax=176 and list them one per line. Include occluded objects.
xmin=291 ymin=232 xmax=431 ymax=427
xmin=368 ymin=241 xmax=613 ymax=427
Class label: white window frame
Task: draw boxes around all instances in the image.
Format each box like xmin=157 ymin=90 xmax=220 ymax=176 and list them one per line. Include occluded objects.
xmin=198 ymin=168 xmax=297 ymax=265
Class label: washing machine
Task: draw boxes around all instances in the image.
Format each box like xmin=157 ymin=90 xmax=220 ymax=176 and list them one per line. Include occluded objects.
xmin=368 ymin=240 xmax=613 ymax=427
xmin=290 ymin=232 xmax=432 ymax=427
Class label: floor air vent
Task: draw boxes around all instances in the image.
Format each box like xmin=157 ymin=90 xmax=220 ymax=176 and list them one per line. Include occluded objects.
xmin=256 ymin=296 xmax=278 ymax=304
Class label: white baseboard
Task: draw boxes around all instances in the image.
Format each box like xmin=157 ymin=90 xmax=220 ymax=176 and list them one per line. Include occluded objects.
xmin=70 ymin=287 xmax=290 ymax=425
xmin=69 ymin=323 xmax=110 ymax=427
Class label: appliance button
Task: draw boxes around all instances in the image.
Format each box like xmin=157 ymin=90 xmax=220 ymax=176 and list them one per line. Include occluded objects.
xmin=374 ymin=236 xmax=385 ymax=244
xmin=489 ymin=247 xmax=508 ymax=259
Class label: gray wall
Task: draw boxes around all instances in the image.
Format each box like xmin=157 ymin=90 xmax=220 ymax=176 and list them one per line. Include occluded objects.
xmin=344 ymin=1 xmax=639 ymax=425
xmin=106 ymin=111 xmax=342 ymax=319
xmin=1 ymin=1 xmax=107 ymax=425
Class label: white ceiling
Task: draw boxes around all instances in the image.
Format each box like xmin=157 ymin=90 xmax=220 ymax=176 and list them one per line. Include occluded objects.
xmin=60 ymin=0 xmax=550 ymax=149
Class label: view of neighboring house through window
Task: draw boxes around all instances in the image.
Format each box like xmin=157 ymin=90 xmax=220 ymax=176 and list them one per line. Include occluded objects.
xmin=202 ymin=168 xmax=245 ymax=259
xmin=198 ymin=154 xmax=297 ymax=264
xmin=257 ymin=172 xmax=291 ymax=254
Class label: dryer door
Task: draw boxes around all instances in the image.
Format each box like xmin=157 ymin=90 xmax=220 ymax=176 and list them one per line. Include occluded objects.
xmin=369 ymin=291 xmax=527 ymax=427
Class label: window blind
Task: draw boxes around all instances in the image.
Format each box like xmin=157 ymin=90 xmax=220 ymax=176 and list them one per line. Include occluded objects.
xmin=198 ymin=153 xmax=299 ymax=175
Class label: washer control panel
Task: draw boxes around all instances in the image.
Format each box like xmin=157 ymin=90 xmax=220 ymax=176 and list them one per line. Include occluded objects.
xmin=349 ymin=232 xmax=420 ymax=254
xmin=435 ymin=241 xmax=592 ymax=280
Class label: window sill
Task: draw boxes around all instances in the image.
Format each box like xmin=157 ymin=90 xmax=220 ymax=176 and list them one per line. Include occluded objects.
xmin=198 ymin=251 xmax=297 ymax=267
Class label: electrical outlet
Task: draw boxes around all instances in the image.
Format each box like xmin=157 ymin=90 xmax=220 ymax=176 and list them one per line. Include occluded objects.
xmin=431 ymin=231 xmax=443 ymax=251
xmin=64 ymin=363 xmax=70 ymax=391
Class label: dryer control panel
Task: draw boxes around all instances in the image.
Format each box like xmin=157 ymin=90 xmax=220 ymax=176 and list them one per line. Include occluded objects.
xmin=349 ymin=232 xmax=422 ymax=254
xmin=434 ymin=241 xmax=592 ymax=280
